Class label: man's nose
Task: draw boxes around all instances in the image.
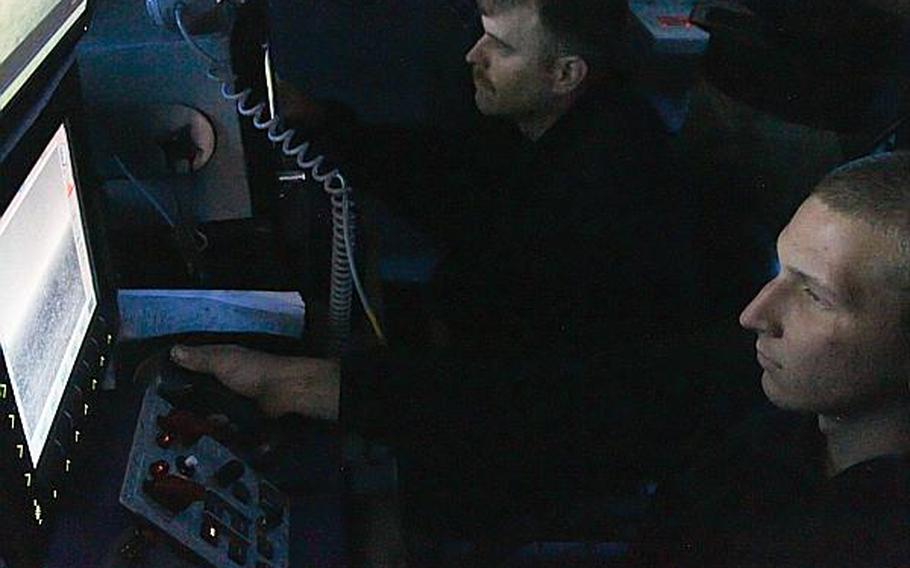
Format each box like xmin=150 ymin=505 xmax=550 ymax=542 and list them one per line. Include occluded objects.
xmin=465 ymin=38 xmax=484 ymax=65
xmin=739 ymin=279 xmax=783 ymax=336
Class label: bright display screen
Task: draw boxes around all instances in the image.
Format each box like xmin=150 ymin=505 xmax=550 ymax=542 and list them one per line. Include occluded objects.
xmin=0 ymin=124 xmax=97 ymax=467
xmin=0 ymin=0 xmax=88 ymax=113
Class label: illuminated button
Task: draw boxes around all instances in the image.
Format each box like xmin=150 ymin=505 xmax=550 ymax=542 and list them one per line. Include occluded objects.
xmin=15 ymin=444 xmax=24 ymax=460
xmin=149 ymin=460 xmax=170 ymax=480
xmin=24 ymin=472 xmax=32 ymax=487
xmin=200 ymin=517 xmax=220 ymax=546
xmin=256 ymin=510 xmax=282 ymax=532
xmin=8 ymin=414 xmax=15 ymax=430
xmin=0 ymin=383 xmax=7 ymax=399
xmin=156 ymin=431 xmax=175 ymax=449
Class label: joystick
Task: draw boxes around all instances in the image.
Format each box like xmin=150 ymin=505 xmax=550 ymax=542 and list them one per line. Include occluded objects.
xmin=147 ymin=352 xmax=269 ymax=444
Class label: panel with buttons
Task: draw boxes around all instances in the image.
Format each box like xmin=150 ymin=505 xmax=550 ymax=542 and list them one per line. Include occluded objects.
xmin=0 ymin=310 xmax=116 ymax=567
xmin=120 ymin=377 xmax=290 ymax=568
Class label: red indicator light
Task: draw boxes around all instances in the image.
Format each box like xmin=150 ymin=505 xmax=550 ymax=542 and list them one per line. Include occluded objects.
xmin=149 ymin=460 xmax=170 ymax=480
xmin=657 ymin=15 xmax=692 ymax=28
xmin=157 ymin=431 xmax=174 ymax=449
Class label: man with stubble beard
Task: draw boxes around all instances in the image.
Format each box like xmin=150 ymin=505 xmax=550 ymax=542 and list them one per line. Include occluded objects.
xmin=173 ymin=0 xmax=697 ymax=552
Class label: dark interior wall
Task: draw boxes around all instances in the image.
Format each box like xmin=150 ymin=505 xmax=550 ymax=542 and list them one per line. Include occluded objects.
xmin=268 ymin=0 xmax=481 ymax=128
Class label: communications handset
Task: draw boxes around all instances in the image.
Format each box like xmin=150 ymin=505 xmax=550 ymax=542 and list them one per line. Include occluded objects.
xmin=146 ymin=0 xmax=384 ymax=357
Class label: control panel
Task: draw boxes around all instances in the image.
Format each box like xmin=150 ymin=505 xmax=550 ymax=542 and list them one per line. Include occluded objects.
xmin=0 ymin=315 xmax=115 ymax=534
xmin=120 ymin=357 xmax=290 ymax=568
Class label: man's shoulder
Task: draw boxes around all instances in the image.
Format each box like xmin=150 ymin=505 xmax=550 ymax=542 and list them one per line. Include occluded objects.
xmin=828 ymin=454 xmax=910 ymax=508
xmin=571 ymin=85 xmax=669 ymax=143
xmin=551 ymin=86 xmax=672 ymax=173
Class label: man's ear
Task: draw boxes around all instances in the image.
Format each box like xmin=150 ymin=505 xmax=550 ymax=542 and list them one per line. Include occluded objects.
xmin=551 ymin=55 xmax=588 ymax=96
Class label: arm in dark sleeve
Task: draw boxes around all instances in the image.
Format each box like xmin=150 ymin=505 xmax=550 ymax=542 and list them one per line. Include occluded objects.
xmin=339 ymin=342 xmax=639 ymax=481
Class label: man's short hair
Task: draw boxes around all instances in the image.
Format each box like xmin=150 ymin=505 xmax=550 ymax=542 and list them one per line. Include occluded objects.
xmin=477 ymin=0 xmax=629 ymax=71
xmin=812 ymin=151 xmax=910 ymax=294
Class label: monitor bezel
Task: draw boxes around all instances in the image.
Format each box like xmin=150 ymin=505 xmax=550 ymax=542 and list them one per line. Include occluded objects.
xmin=0 ymin=0 xmax=95 ymax=131
xmin=0 ymin=60 xmax=113 ymax=504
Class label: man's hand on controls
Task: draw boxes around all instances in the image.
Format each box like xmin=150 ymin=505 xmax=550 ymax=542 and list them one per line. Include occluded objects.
xmin=170 ymin=345 xmax=340 ymax=421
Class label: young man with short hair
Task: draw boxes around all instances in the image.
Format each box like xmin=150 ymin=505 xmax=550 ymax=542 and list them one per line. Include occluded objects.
xmin=638 ymin=152 xmax=910 ymax=568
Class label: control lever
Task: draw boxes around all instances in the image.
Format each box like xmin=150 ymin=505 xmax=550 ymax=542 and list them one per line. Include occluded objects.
xmin=143 ymin=475 xmax=206 ymax=513
xmin=138 ymin=350 xmax=271 ymax=448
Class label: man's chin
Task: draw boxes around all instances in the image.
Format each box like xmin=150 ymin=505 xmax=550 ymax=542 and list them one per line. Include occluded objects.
xmin=762 ymin=371 xmax=789 ymax=408
xmin=761 ymin=371 xmax=808 ymax=412
xmin=473 ymin=90 xmax=497 ymax=116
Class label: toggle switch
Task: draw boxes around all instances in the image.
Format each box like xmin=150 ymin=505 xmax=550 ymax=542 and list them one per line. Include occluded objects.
xmin=176 ymin=455 xmax=198 ymax=477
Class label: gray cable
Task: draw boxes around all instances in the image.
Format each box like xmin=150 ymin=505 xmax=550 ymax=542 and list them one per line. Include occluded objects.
xmin=174 ymin=4 xmax=383 ymax=354
xmin=112 ymin=155 xmax=177 ymax=228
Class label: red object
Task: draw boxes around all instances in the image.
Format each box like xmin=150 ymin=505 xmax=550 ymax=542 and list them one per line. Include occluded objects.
xmin=157 ymin=409 xmax=218 ymax=446
xmin=149 ymin=460 xmax=170 ymax=480
xmin=156 ymin=431 xmax=174 ymax=449
xmin=143 ymin=474 xmax=206 ymax=513
xmin=657 ymin=15 xmax=692 ymax=28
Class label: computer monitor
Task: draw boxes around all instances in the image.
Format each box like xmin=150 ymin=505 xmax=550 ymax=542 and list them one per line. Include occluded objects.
xmin=0 ymin=58 xmax=115 ymax=565
xmin=0 ymin=0 xmax=90 ymax=115
xmin=0 ymin=122 xmax=98 ymax=468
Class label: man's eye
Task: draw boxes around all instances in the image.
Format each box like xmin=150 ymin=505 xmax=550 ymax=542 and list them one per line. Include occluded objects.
xmin=488 ymin=38 xmax=512 ymax=52
xmin=803 ymin=287 xmax=826 ymax=305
